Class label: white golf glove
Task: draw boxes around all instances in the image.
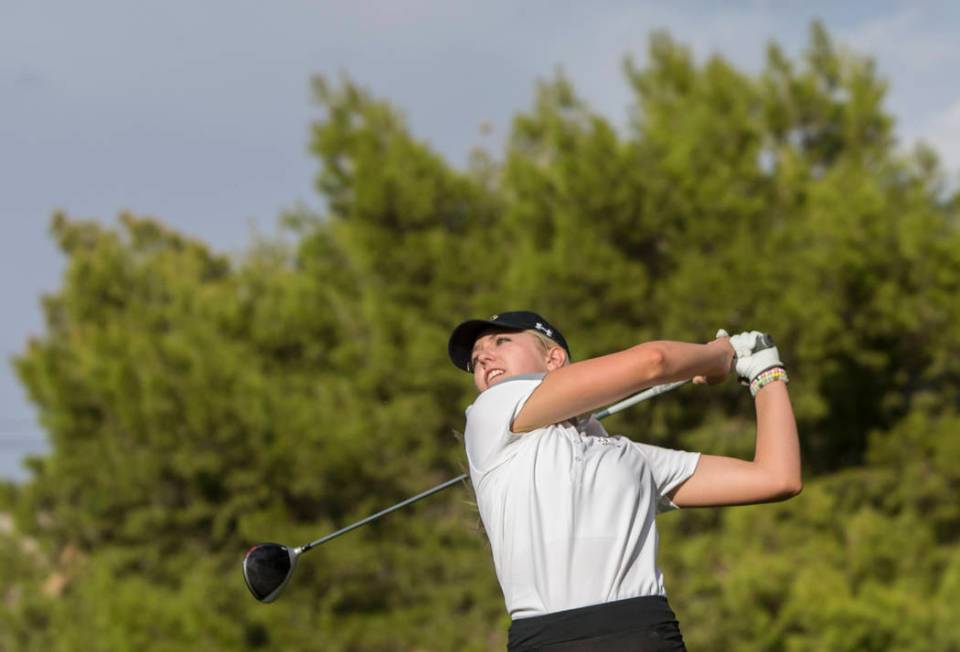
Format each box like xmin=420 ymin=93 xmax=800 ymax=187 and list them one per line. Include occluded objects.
xmin=716 ymin=329 xmax=783 ymax=385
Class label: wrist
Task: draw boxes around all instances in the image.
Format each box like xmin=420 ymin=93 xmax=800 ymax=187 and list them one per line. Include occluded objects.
xmin=750 ymin=366 xmax=789 ymax=397
xmin=710 ymin=339 xmax=734 ymax=377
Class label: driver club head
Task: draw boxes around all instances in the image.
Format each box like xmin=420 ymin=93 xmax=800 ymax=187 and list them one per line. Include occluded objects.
xmin=242 ymin=543 xmax=300 ymax=603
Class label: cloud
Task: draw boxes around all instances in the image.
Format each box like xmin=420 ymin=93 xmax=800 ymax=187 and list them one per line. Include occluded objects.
xmin=12 ymin=69 xmax=47 ymax=90
xmin=838 ymin=4 xmax=960 ymax=175
xmin=844 ymin=5 xmax=960 ymax=72
xmin=909 ymin=97 xmax=960 ymax=175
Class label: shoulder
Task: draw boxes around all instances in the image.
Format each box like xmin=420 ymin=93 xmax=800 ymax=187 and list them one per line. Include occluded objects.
xmin=464 ymin=374 xmax=547 ymax=474
xmin=467 ymin=374 xmax=545 ymax=417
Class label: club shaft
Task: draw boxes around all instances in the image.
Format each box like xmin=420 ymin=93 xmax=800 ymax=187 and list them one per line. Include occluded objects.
xmin=298 ymin=379 xmax=689 ymax=552
xmin=299 ymin=474 xmax=468 ymax=553
xmin=591 ymin=380 xmax=689 ymax=419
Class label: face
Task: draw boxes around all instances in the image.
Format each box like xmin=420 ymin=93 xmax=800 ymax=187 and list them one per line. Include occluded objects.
xmin=470 ymin=328 xmax=560 ymax=392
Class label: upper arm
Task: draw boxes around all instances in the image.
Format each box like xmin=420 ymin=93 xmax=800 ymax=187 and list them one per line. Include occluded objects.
xmin=668 ymin=454 xmax=803 ymax=508
xmin=512 ymin=344 xmax=665 ymax=432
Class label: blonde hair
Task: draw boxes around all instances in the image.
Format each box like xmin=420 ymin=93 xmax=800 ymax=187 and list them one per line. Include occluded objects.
xmin=525 ymin=329 xmax=570 ymax=366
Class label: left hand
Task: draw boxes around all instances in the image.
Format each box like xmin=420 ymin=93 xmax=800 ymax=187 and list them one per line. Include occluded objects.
xmin=728 ymin=330 xmax=782 ymax=384
xmin=693 ymin=329 xmax=735 ymax=385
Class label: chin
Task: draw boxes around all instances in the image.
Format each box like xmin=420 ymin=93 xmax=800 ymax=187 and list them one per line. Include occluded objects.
xmin=483 ymin=373 xmax=511 ymax=391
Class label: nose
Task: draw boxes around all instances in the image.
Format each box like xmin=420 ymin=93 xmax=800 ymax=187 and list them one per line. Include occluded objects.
xmin=472 ymin=348 xmax=495 ymax=371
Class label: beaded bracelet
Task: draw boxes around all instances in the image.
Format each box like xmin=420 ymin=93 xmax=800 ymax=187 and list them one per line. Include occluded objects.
xmin=750 ymin=366 xmax=789 ymax=397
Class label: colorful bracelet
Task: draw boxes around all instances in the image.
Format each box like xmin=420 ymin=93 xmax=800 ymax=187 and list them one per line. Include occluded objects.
xmin=750 ymin=366 xmax=789 ymax=397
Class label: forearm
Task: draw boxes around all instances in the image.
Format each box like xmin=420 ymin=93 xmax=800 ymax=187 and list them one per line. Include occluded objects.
xmin=640 ymin=340 xmax=730 ymax=384
xmin=752 ymin=381 xmax=802 ymax=495
xmin=670 ymin=379 xmax=801 ymax=507
xmin=513 ymin=338 xmax=730 ymax=432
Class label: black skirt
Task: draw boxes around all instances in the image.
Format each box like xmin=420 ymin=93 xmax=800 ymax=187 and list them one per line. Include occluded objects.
xmin=507 ymin=595 xmax=686 ymax=652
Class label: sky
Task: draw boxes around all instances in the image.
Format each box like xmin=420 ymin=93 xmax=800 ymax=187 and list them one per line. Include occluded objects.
xmin=3 ymin=1 xmax=960 ymax=482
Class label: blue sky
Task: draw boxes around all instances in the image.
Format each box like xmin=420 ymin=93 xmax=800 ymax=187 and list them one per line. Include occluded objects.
xmin=2 ymin=1 xmax=960 ymax=481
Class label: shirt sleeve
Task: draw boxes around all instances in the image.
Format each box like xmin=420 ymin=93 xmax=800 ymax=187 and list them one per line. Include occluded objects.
xmin=631 ymin=441 xmax=701 ymax=512
xmin=464 ymin=377 xmax=543 ymax=476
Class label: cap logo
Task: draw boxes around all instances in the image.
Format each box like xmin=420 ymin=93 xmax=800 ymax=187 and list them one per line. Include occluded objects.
xmin=535 ymin=322 xmax=553 ymax=337
xmin=490 ymin=314 xmax=499 ymax=320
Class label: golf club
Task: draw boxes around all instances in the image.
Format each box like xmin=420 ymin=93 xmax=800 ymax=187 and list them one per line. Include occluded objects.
xmin=243 ymin=379 xmax=690 ymax=602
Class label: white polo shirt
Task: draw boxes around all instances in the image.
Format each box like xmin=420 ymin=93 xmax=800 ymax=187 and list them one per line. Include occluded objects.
xmin=464 ymin=374 xmax=700 ymax=620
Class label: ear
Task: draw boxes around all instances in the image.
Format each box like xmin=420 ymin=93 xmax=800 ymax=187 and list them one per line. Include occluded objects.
xmin=544 ymin=345 xmax=567 ymax=371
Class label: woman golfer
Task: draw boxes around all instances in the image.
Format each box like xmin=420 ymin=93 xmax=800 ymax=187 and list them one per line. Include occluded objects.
xmin=448 ymin=311 xmax=800 ymax=651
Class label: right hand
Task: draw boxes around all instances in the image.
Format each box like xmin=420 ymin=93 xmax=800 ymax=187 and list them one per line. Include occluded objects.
xmin=692 ymin=330 xmax=735 ymax=385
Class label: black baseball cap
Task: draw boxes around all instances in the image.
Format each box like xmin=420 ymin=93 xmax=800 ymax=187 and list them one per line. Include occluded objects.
xmin=448 ymin=310 xmax=571 ymax=372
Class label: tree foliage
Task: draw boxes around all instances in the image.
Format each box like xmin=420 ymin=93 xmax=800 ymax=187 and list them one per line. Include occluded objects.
xmin=3 ymin=21 xmax=959 ymax=651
